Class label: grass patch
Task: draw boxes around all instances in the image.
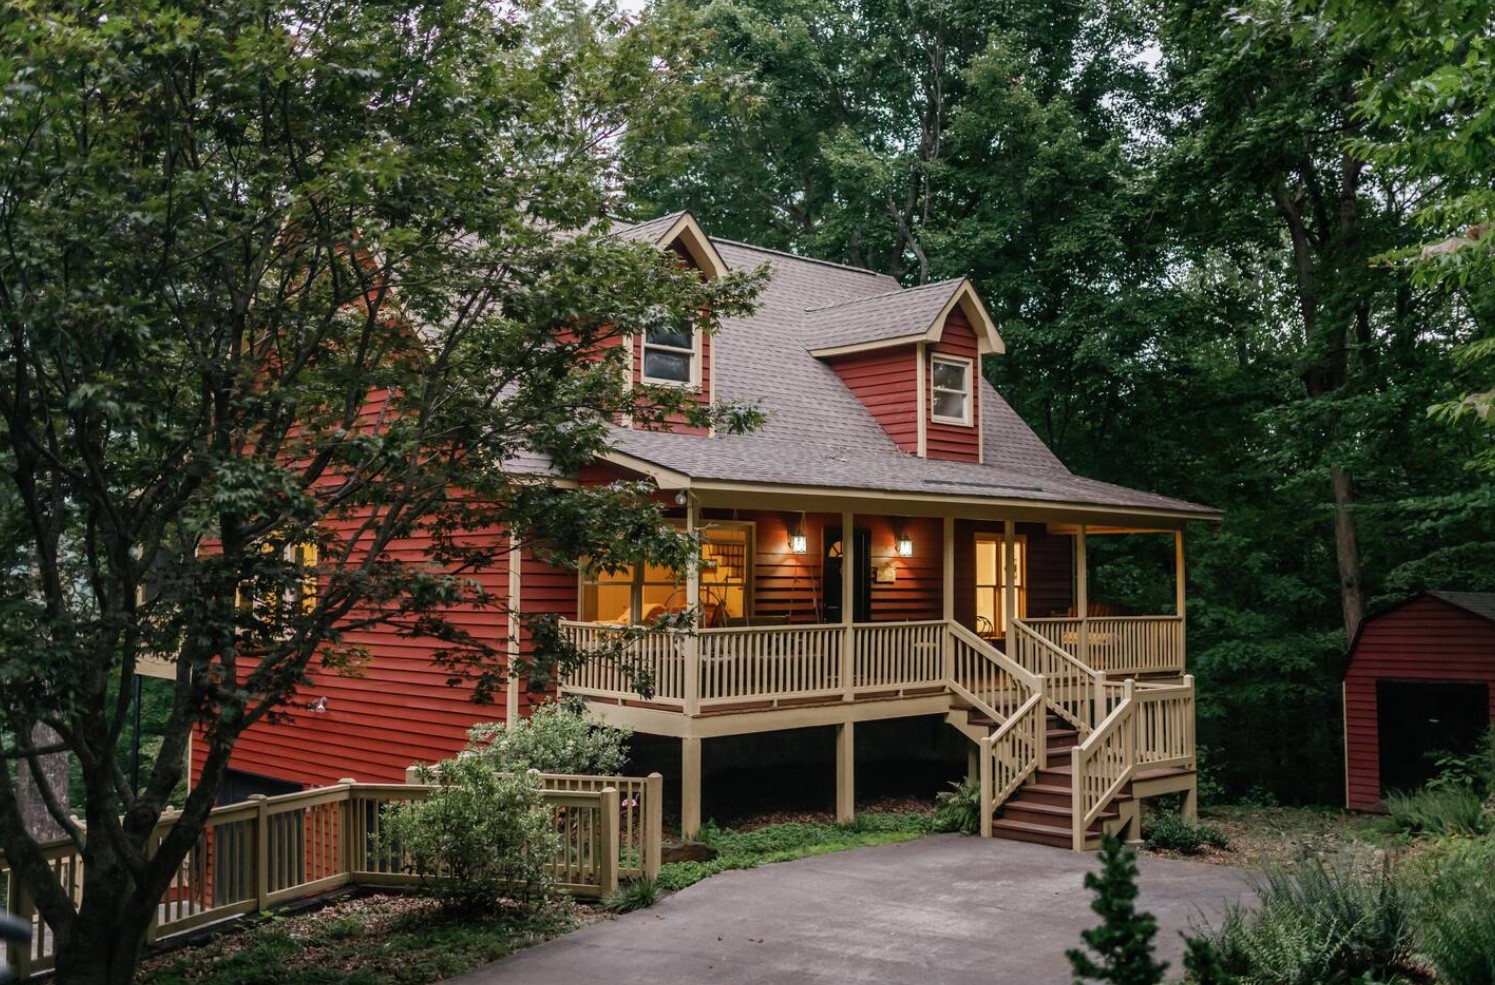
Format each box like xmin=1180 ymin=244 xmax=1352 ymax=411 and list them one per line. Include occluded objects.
xmin=140 ymin=893 xmax=582 ymax=985
xmin=657 ymin=811 xmax=932 ymax=892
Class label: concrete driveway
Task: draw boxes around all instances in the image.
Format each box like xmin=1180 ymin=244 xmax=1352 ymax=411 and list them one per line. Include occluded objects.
xmin=455 ymin=835 xmax=1251 ymax=985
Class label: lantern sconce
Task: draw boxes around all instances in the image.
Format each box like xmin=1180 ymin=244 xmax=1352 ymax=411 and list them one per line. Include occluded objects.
xmin=790 ymin=513 xmax=809 ymax=555
xmin=895 ymin=522 xmax=914 ymax=558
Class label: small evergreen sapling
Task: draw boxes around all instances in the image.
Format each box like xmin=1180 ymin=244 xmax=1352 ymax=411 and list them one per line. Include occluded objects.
xmin=1067 ymin=834 xmax=1169 ymax=985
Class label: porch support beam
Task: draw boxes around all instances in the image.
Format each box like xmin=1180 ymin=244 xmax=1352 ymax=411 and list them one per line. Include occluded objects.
xmin=942 ymin=516 xmax=955 ymax=623
xmin=835 ymin=722 xmax=855 ymax=824
xmin=684 ymin=499 xmax=701 ymax=716
xmin=1003 ymin=519 xmax=1017 ymax=653
xmin=1174 ymin=529 xmax=1187 ymax=664
xmin=506 ymin=531 xmax=522 ymax=728
xmin=841 ymin=511 xmax=854 ymax=702
xmin=681 ymin=736 xmax=702 ymax=840
xmin=1076 ymin=524 xmax=1089 ymax=667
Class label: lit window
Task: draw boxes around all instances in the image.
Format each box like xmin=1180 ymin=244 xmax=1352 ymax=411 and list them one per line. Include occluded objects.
xmin=974 ymin=534 xmax=1024 ymax=636
xmin=580 ymin=523 xmax=753 ymax=626
xmin=931 ymin=355 xmax=972 ymax=425
xmin=642 ymin=319 xmax=697 ymax=385
xmin=238 ymin=540 xmax=319 ymax=628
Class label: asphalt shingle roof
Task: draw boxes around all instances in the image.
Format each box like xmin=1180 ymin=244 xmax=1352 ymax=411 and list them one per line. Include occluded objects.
xmin=1429 ymin=591 xmax=1495 ymax=624
xmin=801 ymin=278 xmax=967 ymax=351
xmin=579 ymin=219 xmax=1216 ymax=518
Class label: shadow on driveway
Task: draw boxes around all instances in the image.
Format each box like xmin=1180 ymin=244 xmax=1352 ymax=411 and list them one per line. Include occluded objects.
xmin=451 ymin=834 xmax=1251 ymax=985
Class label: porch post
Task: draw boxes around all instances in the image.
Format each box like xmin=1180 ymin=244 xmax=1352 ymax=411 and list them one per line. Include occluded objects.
xmin=1076 ymin=524 xmax=1089 ymax=668
xmin=681 ymin=736 xmax=702 ymax=840
xmin=835 ymin=721 xmax=855 ymax=824
xmin=943 ymin=515 xmax=956 ymax=683
xmin=684 ymin=499 xmax=701 ymax=717
xmin=506 ymin=530 xmax=522 ymax=728
xmin=1003 ymin=519 xmax=1017 ymax=653
xmin=1174 ymin=529 xmax=1187 ymax=667
xmin=841 ymin=511 xmax=855 ymax=702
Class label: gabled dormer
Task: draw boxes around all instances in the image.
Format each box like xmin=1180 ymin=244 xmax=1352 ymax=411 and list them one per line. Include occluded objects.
xmin=805 ymin=278 xmax=1003 ymax=462
xmin=614 ymin=212 xmax=728 ymax=435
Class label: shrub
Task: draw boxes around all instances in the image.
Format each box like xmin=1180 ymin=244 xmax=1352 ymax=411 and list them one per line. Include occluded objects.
xmin=1143 ymin=813 xmax=1229 ymax=855
xmin=601 ymin=878 xmax=659 ymax=913
xmin=466 ymin=700 xmax=632 ymax=776
xmin=1197 ymin=853 xmax=1414 ymax=985
xmin=1067 ymin=834 xmax=1170 ymax=985
xmin=382 ymin=758 xmax=558 ymax=913
xmin=1408 ymin=836 xmax=1495 ymax=985
xmin=1384 ymin=785 xmax=1491 ymax=837
xmin=1426 ymin=728 xmax=1495 ymax=798
xmin=932 ymin=777 xmax=982 ymax=834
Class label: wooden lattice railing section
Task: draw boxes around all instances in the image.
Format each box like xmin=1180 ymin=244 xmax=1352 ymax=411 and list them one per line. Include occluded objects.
xmin=1 ymin=773 xmax=663 ymax=978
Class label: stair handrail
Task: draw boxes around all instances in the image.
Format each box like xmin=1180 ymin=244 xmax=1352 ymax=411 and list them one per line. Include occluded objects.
xmin=1070 ymin=678 xmax=1137 ymax=850
xmin=1011 ymin=618 xmax=1108 ymax=733
xmin=977 ymin=683 xmax=1047 ymax=837
xmin=945 ymin=622 xmax=1040 ymax=727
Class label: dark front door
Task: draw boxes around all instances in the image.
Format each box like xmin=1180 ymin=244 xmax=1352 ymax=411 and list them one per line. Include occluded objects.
xmin=1377 ymin=679 xmax=1490 ymax=796
xmin=823 ymin=527 xmax=872 ymax=623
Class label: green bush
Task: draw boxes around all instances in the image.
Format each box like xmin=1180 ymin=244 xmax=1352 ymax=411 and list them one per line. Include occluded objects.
xmin=932 ymin=777 xmax=981 ymax=834
xmin=601 ymin=878 xmax=659 ymax=913
xmin=465 ymin=700 xmax=632 ymax=776
xmin=1197 ymin=854 xmax=1414 ymax=985
xmin=1426 ymin=728 xmax=1495 ymax=798
xmin=1143 ymin=813 xmax=1229 ymax=855
xmin=382 ymin=758 xmax=558 ymax=913
xmin=1385 ymin=785 xmax=1491 ymax=837
xmin=1409 ymin=836 xmax=1495 ymax=985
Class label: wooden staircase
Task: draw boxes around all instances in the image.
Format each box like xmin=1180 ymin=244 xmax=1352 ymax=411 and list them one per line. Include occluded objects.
xmin=963 ymin=710 xmax=1125 ymax=850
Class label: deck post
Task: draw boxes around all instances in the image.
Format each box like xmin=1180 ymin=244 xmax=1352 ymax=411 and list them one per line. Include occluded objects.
xmin=598 ymin=787 xmax=621 ymax=896
xmin=681 ymin=737 xmax=702 ymax=840
xmin=1076 ymin=524 xmax=1089 ymax=666
xmin=250 ymin=793 xmax=270 ymax=911
xmin=978 ymin=734 xmax=994 ymax=838
xmin=1174 ymin=529 xmax=1186 ymax=666
xmin=835 ymin=721 xmax=855 ymax=825
xmin=643 ymin=773 xmax=664 ymax=881
xmin=841 ymin=511 xmax=855 ymax=702
xmin=942 ymin=516 xmax=956 ymax=681
xmin=685 ymin=500 xmax=701 ymax=717
xmin=506 ymin=530 xmax=522 ymax=728
xmin=1003 ymin=519 xmax=1017 ymax=654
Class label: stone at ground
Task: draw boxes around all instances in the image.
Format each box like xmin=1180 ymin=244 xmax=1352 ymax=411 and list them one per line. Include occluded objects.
xmin=453 ymin=834 xmax=1250 ymax=985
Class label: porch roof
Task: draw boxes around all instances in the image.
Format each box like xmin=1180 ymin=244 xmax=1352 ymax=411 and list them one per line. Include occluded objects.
xmin=606 ymin=428 xmax=1219 ymax=521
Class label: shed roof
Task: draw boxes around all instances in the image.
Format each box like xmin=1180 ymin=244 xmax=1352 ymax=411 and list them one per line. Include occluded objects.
xmin=1428 ymin=591 xmax=1495 ymax=625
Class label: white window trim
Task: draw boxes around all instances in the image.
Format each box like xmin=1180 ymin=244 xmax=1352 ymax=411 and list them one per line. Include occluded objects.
xmin=930 ymin=354 xmax=974 ymax=427
xmin=641 ymin=327 xmax=701 ymax=389
xmin=577 ymin=520 xmax=756 ymax=624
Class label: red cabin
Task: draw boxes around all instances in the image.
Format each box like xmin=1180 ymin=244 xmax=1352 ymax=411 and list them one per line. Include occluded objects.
xmin=1343 ymin=592 xmax=1495 ymax=811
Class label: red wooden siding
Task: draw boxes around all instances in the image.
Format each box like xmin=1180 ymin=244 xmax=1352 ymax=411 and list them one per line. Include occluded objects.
xmin=197 ymin=522 xmax=518 ymax=789
xmin=1343 ymin=596 xmax=1495 ymax=811
xmin=925 ymin=308 xmax=981 ymax=463
xmin=827 ymin=346 xmax=920 ymax=454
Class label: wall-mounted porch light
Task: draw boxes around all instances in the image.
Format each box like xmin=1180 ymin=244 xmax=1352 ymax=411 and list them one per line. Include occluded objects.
xmin=790 ymin=513 xmax=808 ymax=555
xmin=895 ymin=522 xmax=914 ymax=558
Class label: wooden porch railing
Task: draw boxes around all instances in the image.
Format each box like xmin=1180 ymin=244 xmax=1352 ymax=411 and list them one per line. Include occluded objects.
xmin=2 ymin=774 xmax=662 ymax=978
xmin=1070 ymin=676 xmax=1195 ymax=849
xmin=1021 ymin=616 xmax=1185 ymax=677
xmin=697 ymin=625 xmax=846 ymax=705
xmin=1010 ymin=620 xmax=1107 ymax=734
xmin=977 ymin=688 xmax=1047 ymax=836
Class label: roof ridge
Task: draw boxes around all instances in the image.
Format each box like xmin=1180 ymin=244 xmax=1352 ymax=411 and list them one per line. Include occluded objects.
xmin=712 ymin=238 xmax=895 ymax=279
xmin=804 ymin=277 xmax=965 ymax=313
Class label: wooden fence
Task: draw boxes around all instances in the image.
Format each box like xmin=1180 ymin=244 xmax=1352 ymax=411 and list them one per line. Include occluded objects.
xmin=1 ymin=773 xmax=662 ymax=978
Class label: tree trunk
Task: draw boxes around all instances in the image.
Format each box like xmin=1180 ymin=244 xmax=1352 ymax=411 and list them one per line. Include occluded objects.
xmin=16 ymin=723 xmax=68 ymax=841
xmin=1330 ymin=466 xmax=1365 ymax=638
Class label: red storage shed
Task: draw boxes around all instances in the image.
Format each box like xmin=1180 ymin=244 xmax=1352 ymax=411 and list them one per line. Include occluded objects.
xmin=1344 ymin=592 xmax=1495 ymax=812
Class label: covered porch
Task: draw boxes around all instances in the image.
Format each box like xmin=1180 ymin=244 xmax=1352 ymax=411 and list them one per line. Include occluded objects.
xmin=559 ymin=487 xmax=1195 ymax=842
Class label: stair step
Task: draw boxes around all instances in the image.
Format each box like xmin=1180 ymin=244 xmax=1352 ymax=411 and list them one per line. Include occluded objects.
xmin=1002 ymin=801 xmax=1115 ymax=833
xmin=990 ymin=818 xmax=1098 ymax=850
xmin=1017 ymin=783 xmax=1075 ymax=808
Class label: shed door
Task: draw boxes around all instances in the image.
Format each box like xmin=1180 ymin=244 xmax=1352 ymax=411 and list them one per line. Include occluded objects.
xmin=1376 ymin=680 xmax=1489 ymax=796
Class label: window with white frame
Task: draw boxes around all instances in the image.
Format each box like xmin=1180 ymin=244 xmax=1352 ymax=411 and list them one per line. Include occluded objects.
xmin=930 ymin=355 xmax=972 ymax=425
xmin=641 ymin=318 xmax=698 ymax=385
xmin=580 ymin=522 xmax=754 ymax=626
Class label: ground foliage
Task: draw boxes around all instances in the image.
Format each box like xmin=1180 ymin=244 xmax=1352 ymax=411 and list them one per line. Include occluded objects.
xmin=626 ymin=0 xmax=1495 ymax=804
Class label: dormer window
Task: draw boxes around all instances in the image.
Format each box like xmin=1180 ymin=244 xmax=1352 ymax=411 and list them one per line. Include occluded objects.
xmin=931 ymin=355 xmax=973 ymax=426
xmin=642 ymin=319 xmax=698 ymax=386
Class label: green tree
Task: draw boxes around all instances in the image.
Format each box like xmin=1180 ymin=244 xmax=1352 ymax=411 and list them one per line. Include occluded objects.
xmin=0 ymin=0 xmax=761 ymax=981
xmin=1067 ymin=834 xmax=1169 ymax=985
